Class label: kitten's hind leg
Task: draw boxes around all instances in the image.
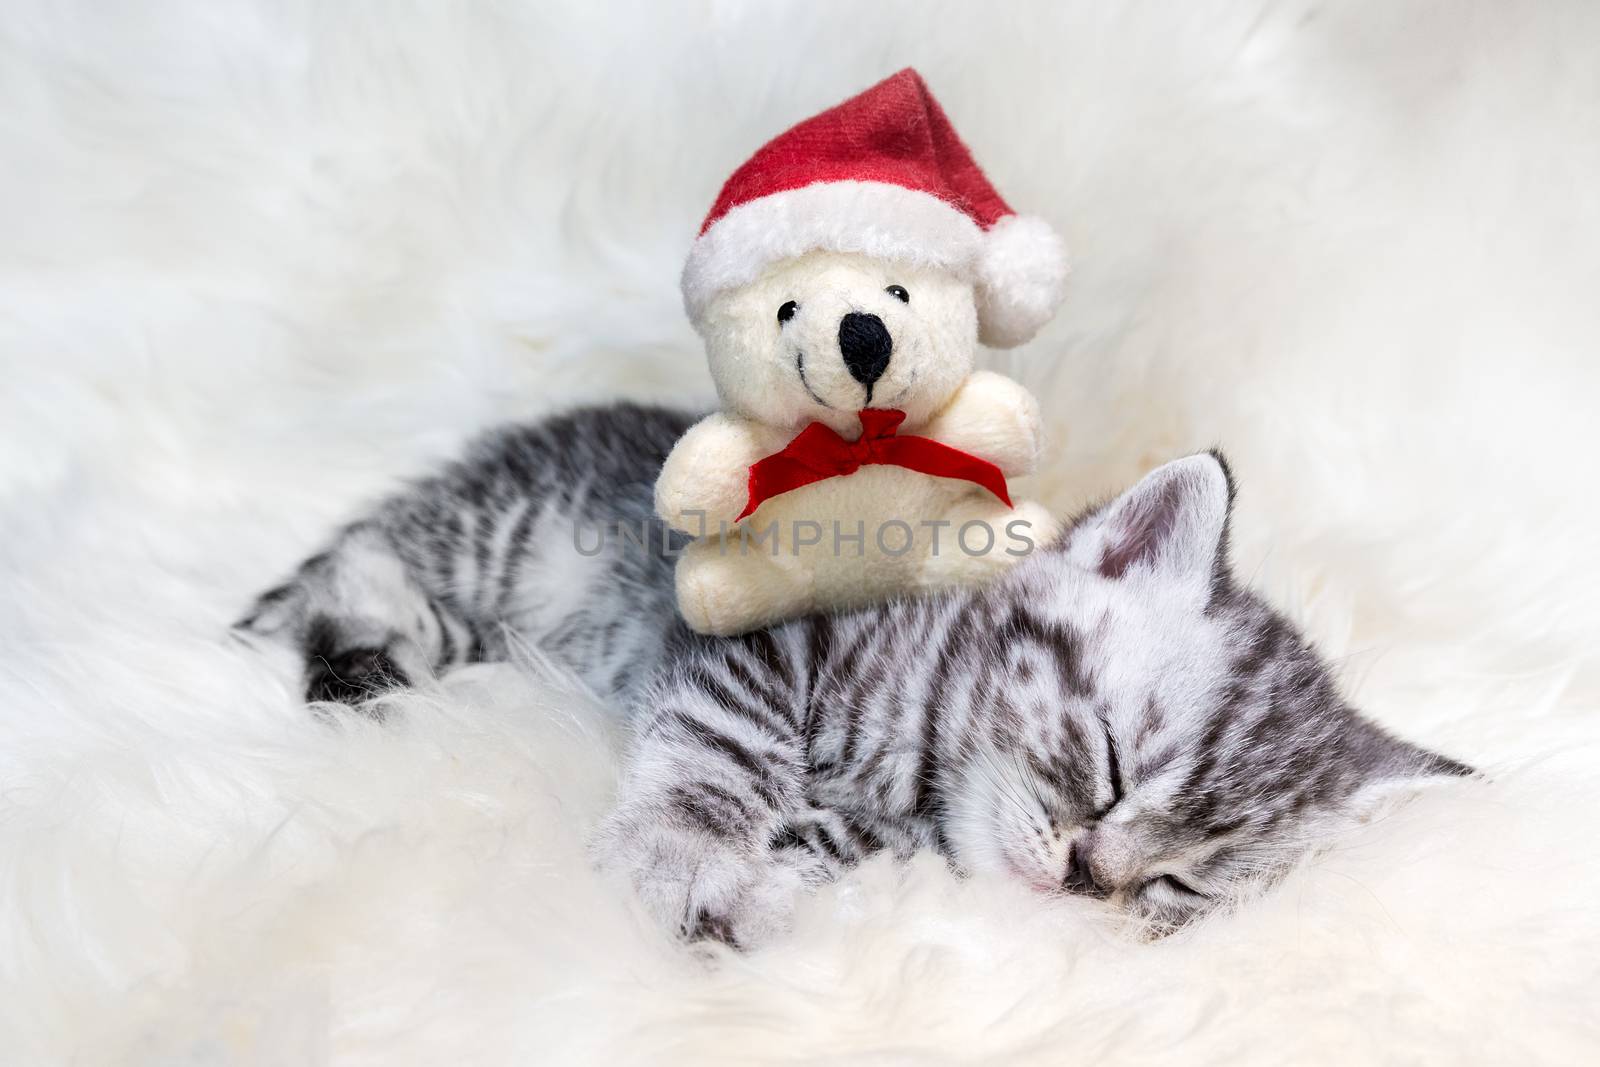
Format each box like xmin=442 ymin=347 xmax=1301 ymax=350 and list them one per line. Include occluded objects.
xmin=237 ymin=524 xmax=476 ymax=710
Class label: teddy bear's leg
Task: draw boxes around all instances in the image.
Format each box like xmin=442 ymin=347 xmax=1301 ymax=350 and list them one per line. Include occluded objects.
xmin=919 ymin=496 xmax=1059 ymax=587
xmin=674 ymin=537 xmax=812 ymax=636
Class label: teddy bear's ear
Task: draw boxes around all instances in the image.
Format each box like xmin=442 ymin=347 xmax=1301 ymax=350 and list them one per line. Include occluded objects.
xmin=1062 ymin=452 xmax=1235 ymax=590
xmin=975 ymin=216 xmax=1069 ymax=349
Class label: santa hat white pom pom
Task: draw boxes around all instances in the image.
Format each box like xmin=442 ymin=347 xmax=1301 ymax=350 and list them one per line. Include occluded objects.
xmin=974 ymin=214 xmax=1069 ymax=349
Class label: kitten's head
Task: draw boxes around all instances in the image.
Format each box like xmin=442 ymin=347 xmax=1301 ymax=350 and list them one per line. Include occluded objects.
xmin=942 ymin=453 xmax=1471 ymax=928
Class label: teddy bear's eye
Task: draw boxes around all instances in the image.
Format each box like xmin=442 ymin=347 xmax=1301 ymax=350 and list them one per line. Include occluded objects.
xmin=777 ymin=301 xmax=798 ymax=325
xmin=886 ymin=285 xmax=910 ymax=303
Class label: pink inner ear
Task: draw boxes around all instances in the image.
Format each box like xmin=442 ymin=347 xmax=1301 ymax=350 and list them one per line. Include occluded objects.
xmin=1098 ymin=480 xmax=1184 ymax=579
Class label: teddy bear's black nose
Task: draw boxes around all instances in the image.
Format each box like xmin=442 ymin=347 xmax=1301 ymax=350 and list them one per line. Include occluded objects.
xmin=838 ymin=312 xmax=892 ymax=387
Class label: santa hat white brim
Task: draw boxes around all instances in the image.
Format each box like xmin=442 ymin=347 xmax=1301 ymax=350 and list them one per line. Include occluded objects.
xmin=681 ymin=181 xmax=1067 ymax=348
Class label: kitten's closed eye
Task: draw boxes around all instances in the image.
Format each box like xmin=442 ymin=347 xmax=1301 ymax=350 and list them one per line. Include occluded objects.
xmin=1140 ymin=874 xmax=1207 ymax=899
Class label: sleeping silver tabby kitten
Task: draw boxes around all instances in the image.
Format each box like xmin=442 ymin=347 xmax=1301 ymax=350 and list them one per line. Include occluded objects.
xmin=239 ymin=403 xmax=1470 ymax=948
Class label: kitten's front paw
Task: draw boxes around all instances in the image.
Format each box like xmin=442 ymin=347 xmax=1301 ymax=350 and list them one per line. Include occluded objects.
xmin=594 ymin=815 xmax=799 ymax=950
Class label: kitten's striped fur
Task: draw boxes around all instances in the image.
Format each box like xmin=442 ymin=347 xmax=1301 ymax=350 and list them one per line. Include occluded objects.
xmin=240 ymin=403 xmax=1470 ymax=947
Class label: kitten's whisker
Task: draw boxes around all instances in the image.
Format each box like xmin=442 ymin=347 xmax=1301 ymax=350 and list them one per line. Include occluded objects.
xmin=969 ymin=741 xmax=1045 ymax=824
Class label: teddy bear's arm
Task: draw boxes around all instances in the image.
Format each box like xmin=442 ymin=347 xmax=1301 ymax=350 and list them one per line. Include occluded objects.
xmin=921 ymin=370 xmax=1045 ymax=478
xmin=654 ymin=412 xmax=769 ymax=534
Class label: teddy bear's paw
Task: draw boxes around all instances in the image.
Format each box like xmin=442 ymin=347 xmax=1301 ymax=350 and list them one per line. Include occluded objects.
xmin=927 ymin=371 xmax=1045 ymax=476
xmin=654 ymin=415 xmax=765 ymax=532
xmin=675 ymin=544 xmax=804 ymax=636
xmin=921 ymin=497 xmax=1058 ymax=586
xmin=973 ymin=375 xmax=1045 ymax=472
xmin=676 ymin=552 xmax=746 ymax=635
xmin=655 ymin=465 xmax=740 ymax=535
xmin=1004 ymin=389 xmax=1046 ymax=462
xmin=1005 ymin=498 xmax=1061 ymax=553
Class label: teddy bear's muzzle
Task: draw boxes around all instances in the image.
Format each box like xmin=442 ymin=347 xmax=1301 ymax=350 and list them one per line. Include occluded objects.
xmin=838 ymin=312 xmax=892 ymax=391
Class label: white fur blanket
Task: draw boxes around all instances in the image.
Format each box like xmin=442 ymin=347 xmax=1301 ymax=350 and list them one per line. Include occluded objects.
xmin=3 ymin=2 xmax=1597 ymax=1062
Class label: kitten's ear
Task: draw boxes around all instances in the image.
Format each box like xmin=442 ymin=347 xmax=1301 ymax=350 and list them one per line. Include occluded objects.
xmin=1066 ymin=451 xmax=1235 ymax=588
xmin=1346 ymin=721 xmax=1476 ymax=817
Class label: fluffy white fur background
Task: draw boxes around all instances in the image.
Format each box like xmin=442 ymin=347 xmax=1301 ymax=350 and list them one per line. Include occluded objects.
xmin=3 ymin=2 xmax=1598 ymax=1063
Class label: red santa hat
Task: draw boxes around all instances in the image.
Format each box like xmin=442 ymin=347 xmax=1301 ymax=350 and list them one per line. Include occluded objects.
xmin=681 ymin=68 xmax=1067 ymax=348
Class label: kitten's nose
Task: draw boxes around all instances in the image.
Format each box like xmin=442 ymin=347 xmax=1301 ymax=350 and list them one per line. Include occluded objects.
xmin=1063 ymin=841 xmax=1110 ymax=898
xmin=838 ymin=312 xmax=892 ymax=387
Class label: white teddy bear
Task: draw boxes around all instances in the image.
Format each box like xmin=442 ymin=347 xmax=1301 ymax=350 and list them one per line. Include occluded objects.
xmin=658 ymin=69 xmax=1069 ymax=635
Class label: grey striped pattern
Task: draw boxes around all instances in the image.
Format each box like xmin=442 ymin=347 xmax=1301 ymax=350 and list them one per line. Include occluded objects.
xmin=240 ymin=404 xmax=1470 ymax=947
xmin=238 ymin=403 xmax=696 ymax=708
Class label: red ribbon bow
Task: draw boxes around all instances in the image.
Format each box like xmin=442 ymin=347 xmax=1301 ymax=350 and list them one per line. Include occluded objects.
xmin=737 ymin=408 xmax=1013 ymax=521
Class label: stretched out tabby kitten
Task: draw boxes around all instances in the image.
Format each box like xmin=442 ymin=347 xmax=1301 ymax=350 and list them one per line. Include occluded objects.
xmin=238 ymin=403 xmax=1470 ymax=948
